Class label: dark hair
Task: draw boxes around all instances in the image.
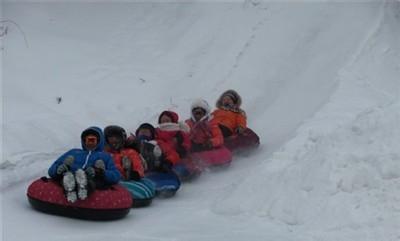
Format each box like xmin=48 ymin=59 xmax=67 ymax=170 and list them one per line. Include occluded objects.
xmin=135 ymin=123 xmax=156 ymax=140
xmin=104 ymin=125 xmax=127 ymax=142
xmin=81 ymin=128 xmax=100 ymax=142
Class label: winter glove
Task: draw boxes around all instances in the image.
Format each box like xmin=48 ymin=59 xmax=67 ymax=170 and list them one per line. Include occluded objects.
xmin=85 ymin=167 xmax=96 ymax=179
xmin=121 ymin=156 xmax=132 ymax=180
xmin=64 ymin=155 xmax=75 ymax=166
xmin=148 ymin=140 xmax=162 ymax=158
xmin=236 ymin=126 xmax=245 ymax=135
xmin=121 ymin=156 xmax=131 ymax=170
xmin=205 ymin=140 xmax=213 ymax=149
xmin=159 ymin=160 xmax=173 ymax=173
xmin=130 ymin=171 xmax=141 ymax=181
xmin=94 ymin=159 xmax=105 ymax=177
xmin=176 ymin=145 xmax=187 ymax=158
xmin=175 ymin=132 xmax=184 ymax=145
xmin=56 ymin=155 xmax=75 ymax=175
xmin=56 ymin=164 xmax=69 ymax=175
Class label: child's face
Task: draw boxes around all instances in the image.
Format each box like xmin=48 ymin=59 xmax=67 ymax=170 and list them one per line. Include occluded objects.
xmin=222 ymin=96 xmax=235 ymax=107
xmin=137 ymin=129 xmax=152 ymax=139
xmin=192 ymin=108 xmax=206 ymax=121
xmin=160 ymin=114 xmax=173 ymax=124
xmin=84 ymin=134 xmax=98 ymax=151
xmin=107 ymin=136 xmax=123 ymax=150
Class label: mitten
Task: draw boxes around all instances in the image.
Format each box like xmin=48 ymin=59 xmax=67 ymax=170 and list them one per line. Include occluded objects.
xmin=94 ymin=159 xmax=105 ymax=177
xmin=121 ymin=156 xmax=132 ymax=180
xmin=130 ymin=171 xmax=141 ymax=181
xmin=175 ymin=132 xmax=184 ymax=145
xmin=148 ymin=140 xmax=162 ymax=158
xmin=57 ymin=155 xmax=75 ymax=175
xmin=236 ymin=126 xmax=245 ymax=135
xmin=85 ymin=167 xmax=95 ymax=179
xmin=205 ymin=140 xmax=213 ymax=149
xmin=56 ymin=164 xmax=69 ymax=175
xmin=160 ymin=160 xmax=173 ymax=172
xmin=176 ymin=145 xmax=187 ymax=158
xmin=121 ymin=156 xmax=131 ymax=170
xmin=64 ymin=155 xmax=75 ymax=166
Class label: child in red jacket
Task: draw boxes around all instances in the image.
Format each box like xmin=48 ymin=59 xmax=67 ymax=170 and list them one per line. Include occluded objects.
xmin=185 ymin=99 xmax=224 ymax=152
xmin=156 ymin=110 xmax=191 ymax=167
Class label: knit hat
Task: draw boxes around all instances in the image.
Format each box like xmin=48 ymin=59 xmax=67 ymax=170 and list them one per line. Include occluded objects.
xmin=158 ymin=110 xmax=179 ymax=124
xmin=135 ymin=123 xmax=156 ymax=140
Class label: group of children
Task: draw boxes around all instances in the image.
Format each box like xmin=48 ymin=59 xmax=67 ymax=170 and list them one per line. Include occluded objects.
xmin=48 ymin=89 xmax=259 ymax=204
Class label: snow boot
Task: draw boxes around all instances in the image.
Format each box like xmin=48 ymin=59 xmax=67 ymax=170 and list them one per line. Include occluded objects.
xmin=63 ymin=171 xmax=77 ymax=203
xmin=75 ymin=169 xmax=88 ymax=200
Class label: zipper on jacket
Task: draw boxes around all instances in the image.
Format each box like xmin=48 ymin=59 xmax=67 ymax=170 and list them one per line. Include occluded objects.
xmin=83 ymin=151 xmax=92 ymax=169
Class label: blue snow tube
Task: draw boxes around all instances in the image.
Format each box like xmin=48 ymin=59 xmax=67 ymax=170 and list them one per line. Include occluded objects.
xmin=144 ymin=171 xmax=181 ymax=198
xmin=120 ymin=178 xmax=156 ymax=207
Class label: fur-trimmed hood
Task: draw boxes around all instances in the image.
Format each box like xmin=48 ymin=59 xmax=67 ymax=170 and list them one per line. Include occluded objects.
xmin=158 ymin=110 xmax=179 ymax=124
xmin=158 ymin=122 xmax=190 ymax=133
xmin=190 ymin=98 xmax=211 ymax=122
xmin=216 ymin=89 xmax=242 ymax=108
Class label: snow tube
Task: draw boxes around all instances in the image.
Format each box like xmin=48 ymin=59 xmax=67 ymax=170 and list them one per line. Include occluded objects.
xmin=120 ymin=178 xmax=156 ymax=207
xmin=224 ymin=128 xmax=260 ymax=152
xmin=172 ymin=157 xmax=202 ymax=182
xmin=190 ymin=146 xmax=232 ymax=168
xmin=27 ymin=177 xmax=132 ymax=220
xmin=144 ymin=171 xmax=181 ymax=198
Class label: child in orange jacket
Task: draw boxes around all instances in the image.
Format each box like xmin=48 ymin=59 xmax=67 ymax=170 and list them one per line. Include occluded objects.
xmin=212 ymin=89 xmax=247 ymax=137
xmin=104 ymin=125 xmax=144 ymax=181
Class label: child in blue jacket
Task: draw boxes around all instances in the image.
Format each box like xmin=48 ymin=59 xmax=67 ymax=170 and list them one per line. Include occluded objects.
xmin=48 ymin=126 xmax=121 ymax=203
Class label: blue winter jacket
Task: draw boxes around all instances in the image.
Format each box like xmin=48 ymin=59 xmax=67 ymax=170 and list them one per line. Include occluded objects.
xmin=48 ymin=126 xmax=121 ymax=184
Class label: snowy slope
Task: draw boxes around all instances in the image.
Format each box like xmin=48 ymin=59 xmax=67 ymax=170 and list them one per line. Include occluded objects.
xmin=2 ymin=1 xmax=400 ymax=241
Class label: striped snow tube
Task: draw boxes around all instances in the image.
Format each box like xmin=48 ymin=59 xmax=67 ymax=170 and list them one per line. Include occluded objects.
xmin=120 ymin=178 xmax=156 ymax=207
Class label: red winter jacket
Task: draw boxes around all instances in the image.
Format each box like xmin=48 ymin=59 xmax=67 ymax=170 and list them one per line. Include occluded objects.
xmin=105 ymin=147 xmax=144 ymax=180
xmin=156 ymin=122 xmax=191 ymax=165
xmin=185 ymin=116 xmax=223 ymax=149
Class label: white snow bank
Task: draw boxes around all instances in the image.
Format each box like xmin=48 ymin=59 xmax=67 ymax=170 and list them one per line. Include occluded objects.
xmin=213 ymin=2 xmax=400 ymax=239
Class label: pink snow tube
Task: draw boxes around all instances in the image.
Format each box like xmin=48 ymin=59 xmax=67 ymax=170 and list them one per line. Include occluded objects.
xmin=223 ymin=128 xmax=260 ymax=152
xmin=190 ymin=146 xmax=233 ymax=168
xmin=27 ymin=177 xmax=132 ymax=220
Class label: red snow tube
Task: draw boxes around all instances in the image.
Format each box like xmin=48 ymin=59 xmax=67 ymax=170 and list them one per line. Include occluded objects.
xmin=224 ymin=128 xmax=260 ymax=152
xmin=27 ymin=177 xmax=132 ymax=220
xmin=190 ymin=146 xmax=232 ymax=168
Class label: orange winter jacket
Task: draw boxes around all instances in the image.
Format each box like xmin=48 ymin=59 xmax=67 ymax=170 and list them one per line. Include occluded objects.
xmin=106 ymin=148 xmax=144 ymax=179
xmin=185 ymin=117 xmax=224 ymax=148
xmin=212 ymin=108 xmax=247 ymax=133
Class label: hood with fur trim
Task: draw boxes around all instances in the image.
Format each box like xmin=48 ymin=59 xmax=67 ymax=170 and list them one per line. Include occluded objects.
xmin=158 ymin=110 xmax=179 ymax=124
xmin=190 ymin=98 xmax=211 ymax=121
xmin=216 ymin=89 xmax=242 ymax=108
